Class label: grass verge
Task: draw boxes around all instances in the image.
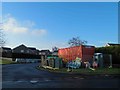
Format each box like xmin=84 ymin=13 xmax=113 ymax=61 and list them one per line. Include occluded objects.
xmin=0 ymin=59 xmax=16 ymax=65
xmin=37 ymin=66 xmax=120 ymax=75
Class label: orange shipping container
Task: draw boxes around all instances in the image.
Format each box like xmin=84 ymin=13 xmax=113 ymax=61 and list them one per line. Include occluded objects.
xmin=58 ymin=45 xmax=95 ymax=62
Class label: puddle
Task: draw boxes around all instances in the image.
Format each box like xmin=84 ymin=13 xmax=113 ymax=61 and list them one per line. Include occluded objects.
xmin=79 ymin=78 xmax=84 ymax=79
xmin=43 ymin=78 xmax=51 ymax=82
xmin=16 ymin=81 xmax=24 ymax=83
xmin=74 ymin=77 xmax=79 ymax=79
xmin=15 ymin=80 xmax=28 ymax=83
xmin=30 ymin=80 xmax=38 ymax=84
xmin=105 ymin=75 xmax=109 ymax=77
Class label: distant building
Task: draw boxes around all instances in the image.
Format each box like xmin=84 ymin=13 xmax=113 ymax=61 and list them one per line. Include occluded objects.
xmin=12 ymin=44 xmax=41 ymax=62
xmin=0 ymin=47 xmax=12 ymax=57
xmin=105 ymin=43 xmax=120 ymax=47
xmin=28 ymin=47 xmax=39 ymax=55
xmin=12 ymin=44 xmax=39 ymax=55
xmin=52 ymin=51 xmax=58 ymax=56
xmin=52 ymin=46 xmax=58 ymax=56
xmin=39 ymin=50 xmax=51 ymax=55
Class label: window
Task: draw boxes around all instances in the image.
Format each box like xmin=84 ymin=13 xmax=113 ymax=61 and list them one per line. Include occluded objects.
xmin=27 ymin=50 xmax=30 ymax=53
xmin=21 ymin=50 xmax=24 ymax=53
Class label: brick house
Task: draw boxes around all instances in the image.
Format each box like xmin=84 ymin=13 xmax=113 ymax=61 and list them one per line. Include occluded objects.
xmin=0 ymin=47 xmax=12 ymax=58
xmin=12 ymin=44 xmax=39 ymax=55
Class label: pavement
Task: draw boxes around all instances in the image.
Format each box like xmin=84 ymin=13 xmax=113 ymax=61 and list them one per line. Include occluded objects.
xmin=2 ymin=63 xmax=120 ymax=88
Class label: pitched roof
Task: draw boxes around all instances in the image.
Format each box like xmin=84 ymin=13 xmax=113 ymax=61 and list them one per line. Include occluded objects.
xmin=40 ymin=50 xmax=50 ymax=52
xmin=28 ymin=47 xmax=36 ymax=50
xmin=13 ymin=44 xmax=37 ymax=51
xmin=107 ymin=43 xmax=120 ymax=46
xmin=13 ymin=44 xmax=27 ymax=50
xmin=1 ymin=47 xmax=12 ymax=50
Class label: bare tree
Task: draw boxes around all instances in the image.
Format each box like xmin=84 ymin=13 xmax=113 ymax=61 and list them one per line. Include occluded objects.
xmin=52 ymin=46 xmax=59 ymax=52
xmin=0 ymin=25 xmax=6 ymax=47
xmin=68 ymin=37 xmax=87 ymax=47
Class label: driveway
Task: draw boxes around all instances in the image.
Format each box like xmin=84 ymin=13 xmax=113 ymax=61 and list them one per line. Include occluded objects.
xmin=2 ymin=63 xmax=120 ymax=88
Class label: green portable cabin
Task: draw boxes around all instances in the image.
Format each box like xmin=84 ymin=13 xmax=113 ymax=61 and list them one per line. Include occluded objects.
xmin=47 ymin=55 xmax=63 ymax=69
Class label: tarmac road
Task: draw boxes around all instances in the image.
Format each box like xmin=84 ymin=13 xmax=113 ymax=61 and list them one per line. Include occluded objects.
xmin=2 ymin=63 xmax=120 ymax=88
